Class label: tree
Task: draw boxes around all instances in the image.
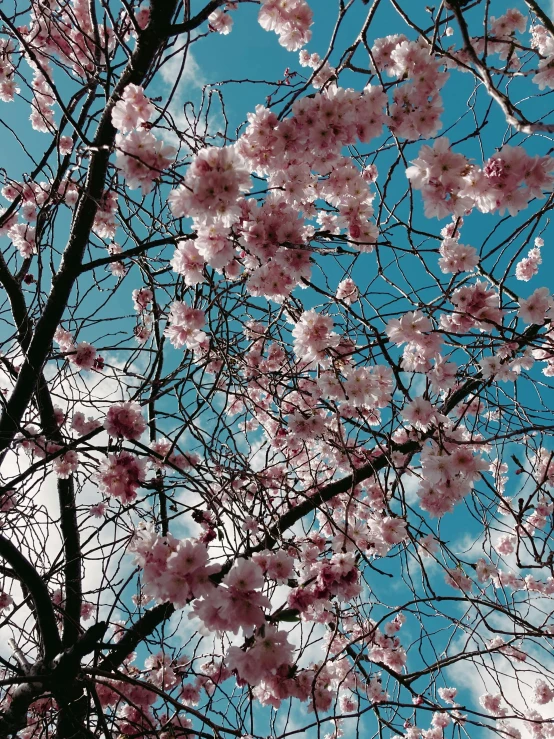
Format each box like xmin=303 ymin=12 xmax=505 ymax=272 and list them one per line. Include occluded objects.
xmin=1 ymin=0 xmax=554 ymax=737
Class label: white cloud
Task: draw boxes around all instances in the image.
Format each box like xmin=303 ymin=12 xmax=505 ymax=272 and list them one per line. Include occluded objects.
xmin=158 ymin=50 xmax=210 ymax=145
xmin=160 ymin=49 xmax=205 ymax=94
xmin=158 ymin=48 xmax=225 ymax=146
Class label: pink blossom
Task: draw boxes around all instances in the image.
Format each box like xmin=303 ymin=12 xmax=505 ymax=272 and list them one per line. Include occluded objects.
xmin=111 ymin=84 xmax=154 ymax=133
xmin=533 ymin=57 xmax=554 ymax=91
xmin=104 ymin=401 xmax=147 ymax=440
xmin=171 ymin=241 xmax=205 ymax=285
xmin=0 ymin=592 xmax=13 ymax=610
xmin=168 ymin=146 xmax=251 ymax=225
xmin=227 ymin=626 xmax=294 ymax=686
xmin=71 ymin=412 xmax=101 ymax=436
xmin=336 ymin=278 xmax=359 ymax=304
xmin=519 ymin=287 xmax=552 ymax=325
xmin=292 ymin=309 xmax=340 ymax=365
xmin=96 ymin=451 xmax=147 ymax=503
xmin=89 ymin=503 xmax=106 ymax=518
xmin=164 ymin=301 xmax=207 ymax=353
xmin=401 ymin=397 xmax=442 ymax=431
xmin=8 ymin=223 xmax=37 ymax=258
xmin=479 ymin=693 xmax=507 ymax=717
xmin=445 ymin=568 xmax=473 ymax=592
xmin=258 ymin=0 xmax=313 ymax=51
xmin=438 ymin=238 xmax=479 ymax=274
xmin=132 ymin=288 xmax=153 ymax=312
xmin=438 ymin=687 xmax=458 ymax=705
xmin=209 ymin=9 xmax=233 ymax=35
xmin=516 ymin=244 xmax=542 ymax=281
xmin=441 ymin=281 xmax=503 ymax=333
xmin=115 ymin=129 xmax=175 ymax=194
xmin=534 ymin=679 xmax=554 ymax=705
xmin=58 ymin=136 xmax=73 ymax=155
xmin=53 ymin=450 xmax=79 ymax=478
xmin=71 ymin=342 xmax=97 ymax=371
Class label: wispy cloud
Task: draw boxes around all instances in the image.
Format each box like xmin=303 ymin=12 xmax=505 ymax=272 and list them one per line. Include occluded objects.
xmin=158 ymin=50 xmax=211 ymax=146
xmin=160 ymin=50 xmax=205 ymax=94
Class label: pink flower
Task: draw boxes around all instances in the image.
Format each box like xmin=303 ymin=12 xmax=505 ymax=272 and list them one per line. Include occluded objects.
xmin=164 ymin=301 xmax=207 ymax=353
xmin=534 ymin=679 xmax=554 ymax=705
xmin=171 ymin=241 xmax=205 ymax=285
xmin=438 ymin=687 xmax=458 ymax=705
xmin=401 ymin=397 xmax=441 ymax=431
xmin=195 ymin=223 xmax=235 ymax=270
xmin=96 ymin=451 xmax=147 ymax=503
xmin=132 ymin=288 xmax=153 ymax=312
xmin=386 ymin=310 xmax=431 ymax=345
xmin=0 ymin=592 xmax=13 ymax=610
xmin=442 ymin=281 xmax=503 ymax=333
xmin=516 ymin=244 xmax=542 ymax=281
xmin=115 ymin=129 xmax=175 ymax=194
xmin=143 ymin=538 xmax=220 ymax=608
xmin=71 ymin=341 xmax=97 ymax=371
xmin=379 ymin=517 xmax=408 ymax=545
xmin=258 ymin=0 xmax=313 ymax=51
xmin=534 ymin=57 xmax=554 ymax=91
xmin=479 ymin=693 xmax=507 ymax=717
xmin=438 ymin=237 xmax=479 ymax=273
xmin=71 ymin=412 xmax=101 ymax=436
xmin=208 ymin=9 xmax=233 ymax=34
xmin=292 ymin=309 xmax=340 ymax=365
xmin=58 ymin=136 xmax=73 ymax=155
xmin=336 ymin=278 xmax=359 ymax=304
xmin=445 ymin=568 xmax=473 ymax=592
xmin=519 ymin=287 xmax=552 ymax=325
xmin=222 ymin=559 xmax=264 ymax=591
xmin=8 ymin=223 xmax=37 ymax=258
xmin=104 ymin=401 xmax=147 ymax=440
xmin=111 ymin=84 xmax=154 ymax=133
xmin=227 ymin=626 xmax=294 ymax=686
xmin=168 ymin=146 xmax=251 ymax=225
xmin=53 ymin=450 xmax=79 ymax=478
xmin=89 ymin=503 xmax=106 ymax=518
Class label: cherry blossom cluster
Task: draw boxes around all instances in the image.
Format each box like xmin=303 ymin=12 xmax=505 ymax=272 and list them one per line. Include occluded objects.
xmin=54 ymin=326 xmax=98 ymax=371
xmin=532 ymin=23 xmax=554 ymax=90
xmin=111 ymin=85 xmax=175 ymax=194
xmin=440 ymin=281 xmax=503 ymax=334
xmin=169 ymin=146 xmax=251 ymax=225
xmin=416 ymin=433 xmax=489 ymax=517
xmin=382 ymin=38 xmax=449 ymax=140
xmin=208 ymin=7 xmax=234 ymax=35
xmin=0 ymin=38 xmax=17 ymax=102
xmin=407 ymin=139 xmax=554 ymax=219
xmin=21 ymin=0 xmax=109 ymax=78
xmin=170 ymin=85 xmax=386 ymax=300
xmin=516 ymin=237 xmax=543 ymax=281
xmin=258 ymin=0 xmax=313 ymax=52
xmin=292 ymin=309 xmax=340 ymax=366
xmin=96 ymin=451 xmax=147 ymax=503
xmin=164 ymin=301 xmax=207 ymax=354
xmin=298 ymin=49 xmax=336 ymax=89
xmin=28 ymin=61 xmax=56 ymax=133
xmin=111 ymin=84 xmax=154 ymax=133
xmin=519 ymin=287 xmax=553 ymax=325
xmin=92 ymin=191 xmax=118 ymax=239
xmin=2 ymin=180 xmax=51 ymax=258
xmin=103 ymin=401 xmax=147 ymax=441
xmin=131 ymin=527 xmax=395 ymax=711
xmin=386 ymin=310 xmax=447 ymax=377
xmin=13 ymin=421 xmax=80 ymax=479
